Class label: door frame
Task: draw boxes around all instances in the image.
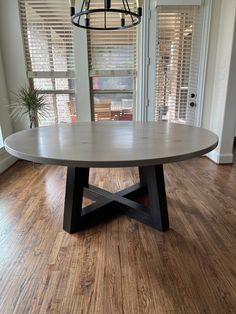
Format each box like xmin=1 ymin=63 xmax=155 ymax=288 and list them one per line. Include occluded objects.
xmin=142 ymin=0 xmax=212 ymax=126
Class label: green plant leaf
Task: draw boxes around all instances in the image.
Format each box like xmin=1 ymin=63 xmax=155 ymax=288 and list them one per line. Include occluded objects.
xmin=9 ymin=84 xmax=49 ymax=127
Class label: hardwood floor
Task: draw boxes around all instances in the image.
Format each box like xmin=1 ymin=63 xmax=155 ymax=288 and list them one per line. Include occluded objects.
xmin=0 ymin=154 xmax=236 ymax=313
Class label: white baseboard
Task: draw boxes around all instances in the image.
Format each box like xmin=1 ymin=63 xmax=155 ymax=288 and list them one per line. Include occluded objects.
xmin=0 ymin=148 xmax=17 ymax=174
xmin=207 ymin=151 xmax=234 ymax=164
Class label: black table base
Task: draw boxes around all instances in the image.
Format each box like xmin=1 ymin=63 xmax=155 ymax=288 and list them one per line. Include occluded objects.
xmin=63 ymin=165 xmax=169 ymax=234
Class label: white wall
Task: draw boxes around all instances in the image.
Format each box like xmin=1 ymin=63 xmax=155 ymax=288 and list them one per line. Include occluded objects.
xmin=0 ymin=0 xmax=27 ymax=171
xmin=202 ymin=0 xmax=222 ymax=128
xmin=202 ymin=0 xmax=236 ymax=163
xmin=0 ymin=49 xmax=12 ymax=139
xmin=220 ymin=17 xmax=236 ymax=157
xmin=0 ymin=48 xmax=17 ymax=173
xmin=0 ymin=0 xmax=29 ymax=132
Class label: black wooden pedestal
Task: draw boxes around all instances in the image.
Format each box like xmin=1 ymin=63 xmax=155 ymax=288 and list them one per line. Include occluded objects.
xmin=63 ymin=165 xmax=169 ymax=234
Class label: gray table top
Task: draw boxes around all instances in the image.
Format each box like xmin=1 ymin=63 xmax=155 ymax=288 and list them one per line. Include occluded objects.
xmin=5 ymin=121 xmax=218 ymax=168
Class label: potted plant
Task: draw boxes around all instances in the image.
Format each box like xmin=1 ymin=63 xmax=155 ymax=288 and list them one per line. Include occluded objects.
xmin=10 ymin=85 xmax=48 ymax=128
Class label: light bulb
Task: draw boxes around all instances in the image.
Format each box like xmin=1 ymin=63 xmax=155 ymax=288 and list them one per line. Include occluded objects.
xmin=136 ymin=0 xmax=143 ymax=7
xmin=85 ymin=0 xmax=89 ymax=9
xmin=69 ymin=0 xmax=75 ymax=16
xmin=120 ymin=11 xmax=125 ymax=20
xmin=69 ymin=0 xmax=75 ymax=7
xmin=120 ymin=8 xmax=125 ymax=27
xmin=136 ymin=0 xmax=143 ymax=16
xmin=105 ymin=0 xmax=111 ymax=9
xmin=85 ymin=16 xmax=90 ymax=27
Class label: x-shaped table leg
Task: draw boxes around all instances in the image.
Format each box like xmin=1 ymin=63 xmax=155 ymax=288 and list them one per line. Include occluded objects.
xmin=63 ymin=166 xmax=169 ymax=234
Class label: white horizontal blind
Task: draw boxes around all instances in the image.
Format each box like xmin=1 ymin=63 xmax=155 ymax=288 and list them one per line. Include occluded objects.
xmin=155 ymin=5 xmax=201 ymax=125
xmin=87 ymin=0 xmax=137 ymax=77
xmin=20 ymin=0 xmax=75 ymax=74
xmin=20 ymin=0 xmax=76 ymax=125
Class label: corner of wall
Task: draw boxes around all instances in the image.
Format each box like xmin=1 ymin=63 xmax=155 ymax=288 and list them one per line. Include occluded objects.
xmin=207 ymin=151 xmax=234 ymax=164
xmin=0 ymin=148 xmax=17 ymax=174
xmin=202 ymin=0 xmax=236 ymax=163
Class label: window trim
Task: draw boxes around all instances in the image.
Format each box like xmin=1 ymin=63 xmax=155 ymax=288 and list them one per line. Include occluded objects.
xmin=27 ymin=71 xmax=75 ymax=79
xmin=136 ymin=0 xmax=150 ymax=121
xmin=93 ymin=90 xmax=133 ymax=95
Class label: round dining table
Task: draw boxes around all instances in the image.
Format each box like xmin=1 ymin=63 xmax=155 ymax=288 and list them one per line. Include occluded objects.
xmin=5 ymin=121 xmax=218 ymax=234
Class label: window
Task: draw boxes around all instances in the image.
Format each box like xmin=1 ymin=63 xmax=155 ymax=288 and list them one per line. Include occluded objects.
xmin=87 ymin=0 xmax=137 ymax=121
xmin=154 ymin=5 xmax=201 ymax=125
xmin=20 ymin=0 xmax=77 ymax=125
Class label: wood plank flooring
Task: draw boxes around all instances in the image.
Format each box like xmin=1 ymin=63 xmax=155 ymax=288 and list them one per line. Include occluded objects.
xmin=0 ymin=154 xmax=236 ymax=313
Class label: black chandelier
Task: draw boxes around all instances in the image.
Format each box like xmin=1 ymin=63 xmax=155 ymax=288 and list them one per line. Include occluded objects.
xmin=69 ymin=0 xmax=143 ymax=30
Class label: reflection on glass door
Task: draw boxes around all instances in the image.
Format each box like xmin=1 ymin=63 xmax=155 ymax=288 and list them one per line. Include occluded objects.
xmin=92 ymin=77 xmax=134 ymax=121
